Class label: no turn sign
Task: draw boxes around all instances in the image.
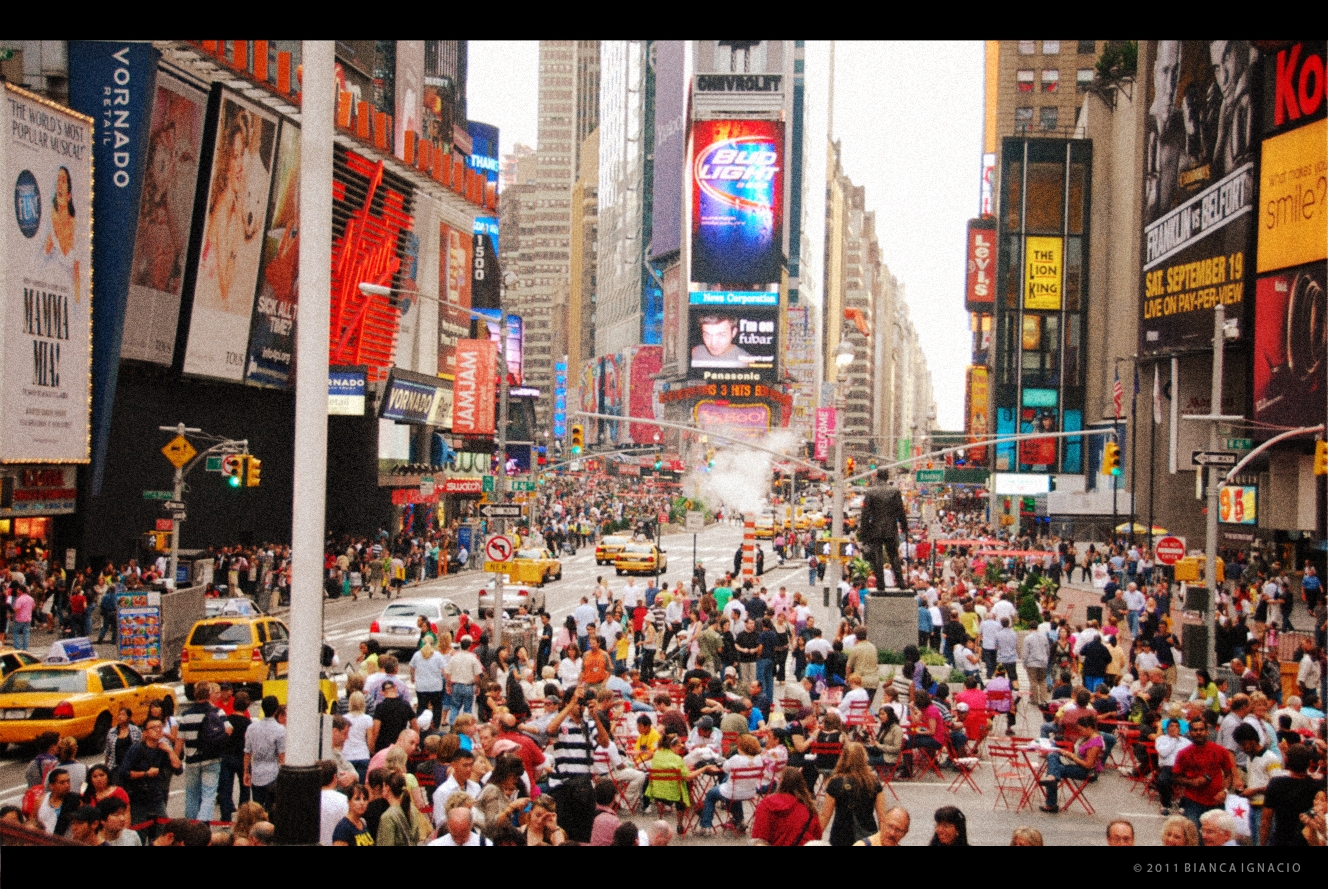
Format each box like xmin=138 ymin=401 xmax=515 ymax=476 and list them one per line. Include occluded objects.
xmin=485 ymin=535 xmax=514 ymax=563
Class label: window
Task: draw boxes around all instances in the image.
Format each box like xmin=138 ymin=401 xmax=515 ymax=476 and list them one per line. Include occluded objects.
xmin=1018 ymin=41 xmax=1036 ymax=55
xmin=1017 ymin=70 xmax=1035 ymax=92
xmin=1039 ymin=107 xmax=1059 ymax=130
xmin=1042 ymin=41 xmax=1060 ymax=55
xmin=1077 ymin=68 xmax=1094 ymax=90
xmin=1014 ymin=106 xmax=1033 ymax=134
xmin=1041 ymin=69 xmax=1059 ymax=92
xmin=1078 ymin=40 xmax=1096 ymax=55
xmin=98 ymin=666 xmax=126 ymax=691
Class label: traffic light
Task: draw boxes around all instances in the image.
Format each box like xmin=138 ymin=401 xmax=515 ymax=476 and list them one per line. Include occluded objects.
xmin=571 ymin=425 xmax=584 ymax=455
xmin=846 ymin=457 xmax=855 ymax=476
xmin=246 ymin=456 xmax=262 ymax=487
xmin=1316 ymin=440 xmax=1328 ymax=475
xmin=654 ymin=454 xmax=663 ymax=471
xmin=1101 ymin=442 xmax=1122 ymax=476
xmin=222 ymin=454 xmax=244 ymax=488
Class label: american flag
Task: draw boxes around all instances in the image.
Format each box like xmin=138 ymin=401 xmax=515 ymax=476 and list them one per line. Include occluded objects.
xmin=1112 ymin=367 xmax=1123 ymax=420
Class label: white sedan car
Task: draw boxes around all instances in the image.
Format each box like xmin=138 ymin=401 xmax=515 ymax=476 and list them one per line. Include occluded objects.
xmin=369 ymin=598 xmax=462 ymax=652
xmin=477 ymin=578 xmax=546 ymax=616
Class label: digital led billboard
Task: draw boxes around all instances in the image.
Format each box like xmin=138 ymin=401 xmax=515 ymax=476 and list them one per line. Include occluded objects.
xmin=690 ymin=119 xmax=783 ymax=284
xmin=687 ymin=290 xmax=778 ymax=383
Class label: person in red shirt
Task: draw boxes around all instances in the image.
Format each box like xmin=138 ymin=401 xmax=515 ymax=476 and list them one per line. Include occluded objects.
xmin=69 ymin=587 xmax=89 ymax=637
xmin=1172 ymin=720 xmax=1238 ymax=829
xmin=751 ymin=767 xmax=822 ymax=846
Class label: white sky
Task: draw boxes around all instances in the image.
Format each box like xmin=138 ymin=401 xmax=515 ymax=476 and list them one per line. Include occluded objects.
xmin=467 ymin=40 xmax=984 ymax=431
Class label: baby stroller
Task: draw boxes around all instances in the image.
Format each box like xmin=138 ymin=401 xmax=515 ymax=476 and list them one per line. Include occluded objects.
xmin=652 ymin=638 xmax=689 ymax=681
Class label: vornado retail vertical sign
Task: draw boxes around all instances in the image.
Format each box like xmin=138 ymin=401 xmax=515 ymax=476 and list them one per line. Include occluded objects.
xmin=0 ymin=84 xmax=93 ymax=463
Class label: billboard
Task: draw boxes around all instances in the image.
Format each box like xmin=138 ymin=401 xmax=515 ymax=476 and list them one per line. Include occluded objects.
xmin=1219 ymin=484 xmax=1257 ymax=524
xmin=965 ymin=365 xmax=989 ymax=464
xmin=328 ymin=365 xmax=367 ymax=416
xmin=473 ymin=308 xmax=522 ymax=385
xmin=67 ymin=41 xmax=159 ymax=494
xmin=965 ymin=218 xmax=996 ymax=310
xmin=121 ymin=71 xmax=206 ymax=365
xmin=181 ymin=87 xmax=279 ymax=381
xmin=0 ymin=84 xmax=93 ymax=463
xmin=554 ymin=360 xmax=567 ymax=439
xmin=690 ymin=119 xmax=784 ymax=284
xmin=394 ymin=41 xmax=425 ymax=162
xmin=244 ymin=120 xmax=299 ymax=388
xmin=378 ymin=367 xmax=452 ymax=427
xmin=1019 ymin=407 xmax=1058 ymax=467
xmin=579 ymin=358 xmax=600 ymax=446
xmin=628 ymin=345 xmax=662 ymax=444
xmin=1140 ymin=41 xmax=1260 ymax=355
xmin=437 ymin=223 xmax=473 ymax=378
xmin=1257 ymin=117 xmax=1326 ymax=273
xmin=694 ymin=401 xmax=770 ymax=442
xmin=814 ymin=407 xmax=836 ymax=461
xmin=597 ymin=353 xmax=624 ymax=446
xmin=467 ymin=121 xmax=500 ymax=183
xmin=687 ymin=289 xmax=778 ymax=382
xmin=1024 ymin=236 xmax=1062 ymax=310
xmin=452 ymin=339 xmax=496 ymax=435
xmin=650 ymin=41 xmax=686 ymax=259
xmin=1253 ymin=263 xmax=1326 ymax=427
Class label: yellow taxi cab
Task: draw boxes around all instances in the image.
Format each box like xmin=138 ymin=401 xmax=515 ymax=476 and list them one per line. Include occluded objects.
xmin=0 ymin=646 xmax=174 ymax=752
xmin=615 ymin=543 xmax=668 ymax=576
xmin=0 ymin=649 xmax=40 ymax=683
xmin=754 ymin=514 xmax=775 ymax=539
xmin=504 ymin=549 xmax=563 ymax=586
xmin=780 ymin=512 xmax=812 ymax=532
xmin=595 ymin=535 xmax=633 ymax=566
xmin=181 ymin=614 xmax=290 ymax=696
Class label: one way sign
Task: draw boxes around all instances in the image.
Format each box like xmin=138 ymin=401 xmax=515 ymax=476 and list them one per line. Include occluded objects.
xmin=1192 ymin=451 xmax=1238 ymax=467
xmin=479 ymin=504 xmax=522 ymax=518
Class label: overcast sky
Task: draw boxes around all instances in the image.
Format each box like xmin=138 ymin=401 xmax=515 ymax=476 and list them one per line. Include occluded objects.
xmin=468 ymin=41 xmax=985 ymax=431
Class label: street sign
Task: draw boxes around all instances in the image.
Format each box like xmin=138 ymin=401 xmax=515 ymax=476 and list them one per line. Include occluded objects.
xmin=161 ymin=435 xmax=197 ymax=468
xmin=916 ymin=469 xmax=944 ymax=483
xmin=205 ymin=455 xmax=223 ymax=472
xmin=164 ymin=500 xmax=185 ymax=511
xmin=1224 ymin=438 xmax=1252 ymax=451
xmin=685 ymin=511 xmax=705 ymax=532
xmin=480 ymin=504 xmax=523 ymax=519
xmin=484 ymin=561 xmax=513 ymax=574
xmin=142 ymin=490 xmax=172 ymax=500
xmin=511 ymin=480 xmax=536 ymax=492
xmin=420 ymin=476 xmax=435 ymax=497
xmin=482 ymin=475 xmax=495 ymax=493
xmin=171 ymin=512 xmax=187 ymax=522
xmin=485 ymin=534 xmax=514 ymax=562
xmin=155 ymin=518 xmax=173 ymax=531
xmin=1192 ymin=450 xmax=1238 ymax=467
xmin=1155 ymin=536 xmax=1186 ymax=565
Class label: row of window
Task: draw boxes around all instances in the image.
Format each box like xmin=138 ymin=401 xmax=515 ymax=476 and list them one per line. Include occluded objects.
xmin=1016 ymin=69 xmax=1096 ymax=92
xmin=1015 ymin=106 xmax=1060 ymax=130
xmin=1018 ymin=41 xmax=1096 ymax=56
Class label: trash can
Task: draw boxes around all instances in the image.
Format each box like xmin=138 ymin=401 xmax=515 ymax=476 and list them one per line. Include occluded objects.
xmin=1086 ymin=605 xmax=1103 ymax=624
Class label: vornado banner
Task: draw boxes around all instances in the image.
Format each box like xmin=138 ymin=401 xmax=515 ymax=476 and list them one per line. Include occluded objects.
xmin=452 ymin=338 xmax=496 ymax=435
xmin=378 ymin=367 xmax=452 ymax=427
xmin=1140 ymin=41 xmax=1260 ymax=355
xmin=690 ymin=119 xmax=784 ymax=285
xmin=0 ymin=84 xmax=93 ymax=463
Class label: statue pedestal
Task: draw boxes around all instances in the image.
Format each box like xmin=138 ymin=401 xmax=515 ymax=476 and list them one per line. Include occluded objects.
xmin=865 ymin=587 xmax=916 ymax=657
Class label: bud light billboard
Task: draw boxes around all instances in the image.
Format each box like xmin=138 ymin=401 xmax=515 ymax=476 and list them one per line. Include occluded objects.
xmin=690 ymin=119 xmax=784 ymax=285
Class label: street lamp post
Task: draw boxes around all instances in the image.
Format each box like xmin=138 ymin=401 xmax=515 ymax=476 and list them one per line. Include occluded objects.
xmin=826 ymin=339 xmax=856 ymax=611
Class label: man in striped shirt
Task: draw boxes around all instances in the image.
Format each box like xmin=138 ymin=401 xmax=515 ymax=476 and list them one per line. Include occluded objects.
xmin=544 ymin=685 xmax=611 ymax=788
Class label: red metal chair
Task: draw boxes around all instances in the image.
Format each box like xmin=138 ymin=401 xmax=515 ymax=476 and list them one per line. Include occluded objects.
xmin=713 ymin=766 xmax=766 ymax=834
xmin=645 ymin=766 xmax=698 ymax=833
xmin=808 ymin=740 xmax=844 ymax=796
xmin=841 ymin=698 xmax=876 ymax=732
xmin=594 ymin=750 xmax=637 ymax=813
xmin=945 ymin=732 xmax=982 ymax=795
xmin=985 ymin=688 xmax=1015 ymax=735
xmin=1048 ymin=742 xmax=1097 ymax=814
xmin=987 ymin=743 xmax=1029 ymax=810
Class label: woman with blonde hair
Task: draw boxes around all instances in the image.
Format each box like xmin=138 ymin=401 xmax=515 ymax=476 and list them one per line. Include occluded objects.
xmin=818 ymin=741 xmax=887 ymax=846
xmin=343 ymin=691 xmax=373 ymax=781
xmin=1160 ymin=814 xmax=1199 ymax=846
xmin=1010 ymin=826 xmax=1043 ymax=846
